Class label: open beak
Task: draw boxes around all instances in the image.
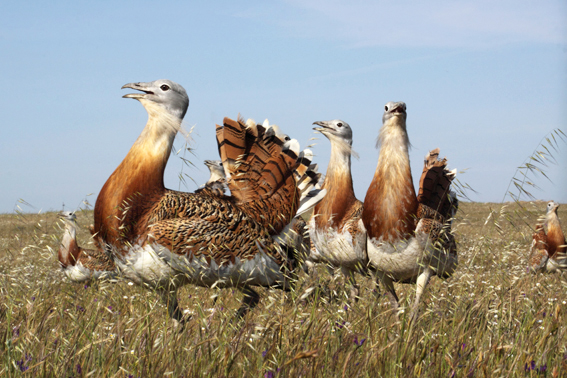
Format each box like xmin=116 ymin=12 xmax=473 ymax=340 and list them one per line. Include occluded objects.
xmin=122 ymin=82 xmax=154 ymax=99
xmin=58 ymin=212 xmax=76 ymax=221
xmin=391 ymin=105 xmax=406 ymax=115
xmin=312 ymin=121 xmax=331 ymax=133
xmin=204 ymin=160 xmax=218 ymax=168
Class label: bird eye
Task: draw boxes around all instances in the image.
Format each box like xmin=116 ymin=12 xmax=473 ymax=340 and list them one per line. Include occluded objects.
xmin=337 ymin=123 xmax=343 ymax=127
xmin=160 ymin=84 xmax=170 ymax=91
xmin=285 ymin=136 xmax=291 ymax=141
xmin=385 ymin=106 xmax=389 ymax=111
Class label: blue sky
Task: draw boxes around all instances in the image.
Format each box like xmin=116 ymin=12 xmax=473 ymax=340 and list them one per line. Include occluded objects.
xmin=1 ymin=1 xmax=566 ymax=214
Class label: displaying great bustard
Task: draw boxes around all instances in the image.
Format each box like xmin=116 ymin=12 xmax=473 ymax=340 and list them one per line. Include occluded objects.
xmin=362 ymin=102 xmax=458 ymax=321
xmin=91 ymin=80 xmax=322 ymax=323
xmin=307 ymin=119 xmax=367 ymax=301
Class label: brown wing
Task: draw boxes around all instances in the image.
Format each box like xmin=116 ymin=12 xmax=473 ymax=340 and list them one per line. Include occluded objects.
xmin=148 ymin=217 xmax=283 ymax=266
xmin=417 ymin=148 xmax=456 ymax=219
xmin=215 ymin=117 xmax=305 ymax=233
xmin=343 ymin=200 xmax=364 ymax=240
xmin=78 ymin=247 xmax=116 ymax=272
xmin=415 ymin=149 xmax=458 ymax=257
xmin=140 ymin=117 xmax=317 ymax=266
xmin=146 ymin=190 xmax=284 ymax=265
xmin=195 ymin=182 xmax=226 ymax=197
xmin=217 ymin=117 xmax=281 ymax=201
xmin=215 ymin=116 xmax=251 ymax=176
xmin=529 ymin=226 xmax=549 ymax=272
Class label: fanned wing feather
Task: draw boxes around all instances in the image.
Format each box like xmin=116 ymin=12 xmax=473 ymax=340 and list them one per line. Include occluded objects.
xmin=213 ymin=116 xmax=323 ymax=234
xmin=216 ymin=117 xmax=248 ymax=177
xmin=417 ymin=148 xmax=457 ymax=220
xmin=296 ymin=188 xmax=327 ymax=221
xmin=414 ymin=148 xmax=458 ymax=263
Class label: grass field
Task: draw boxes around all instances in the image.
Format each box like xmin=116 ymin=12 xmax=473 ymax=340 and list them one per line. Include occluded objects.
xmin=1 ymin=201 xmax=566 ymax=377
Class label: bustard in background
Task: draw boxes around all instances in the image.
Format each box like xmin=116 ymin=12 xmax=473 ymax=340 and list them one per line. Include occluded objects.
xmin=58 ymin=211 xmax=116 ymax=281
xmin=195 ymin=160 xmax=227 ymax=196
xmin=529 ymin=201 xmax=566 ymax=273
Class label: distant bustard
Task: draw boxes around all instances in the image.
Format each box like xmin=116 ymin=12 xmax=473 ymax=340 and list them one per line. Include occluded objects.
xmin=58 ymin=211 xmax=116 ymax=281
xmin=529 ymin=201 xmax=566 ymax=273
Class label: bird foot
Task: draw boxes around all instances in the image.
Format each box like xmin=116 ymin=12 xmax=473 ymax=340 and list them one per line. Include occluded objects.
xmin=349 ymin=286 xmax=361 ymax=304
xmin=171 ymin=318 xmax=185 ymax=332
xmin=408 ymin=308 xmax=420 ymax=324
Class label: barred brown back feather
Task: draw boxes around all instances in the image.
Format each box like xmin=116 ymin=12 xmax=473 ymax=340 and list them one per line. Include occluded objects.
xmin=529 ymin=225 xmax=549 ymax=272
xmin=342 ymin=200 xmax=364 ymax=241
xmin=215 ymin=117 xmax=303 ymax=233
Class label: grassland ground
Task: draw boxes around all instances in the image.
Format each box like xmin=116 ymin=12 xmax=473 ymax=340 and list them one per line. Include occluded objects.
xmin=0 ymin=201 xmax=566 ymax=377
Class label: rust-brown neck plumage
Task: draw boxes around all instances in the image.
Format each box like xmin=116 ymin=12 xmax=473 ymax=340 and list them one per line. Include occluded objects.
xmin=362 ymin=116 xmax=418 ymax=241
xmin=59 ymin=222 xmax=81 ymax=268
xmin=546 ymin=209 xmax=566 ymax=258
xmin=315 ymin=139 xmax=358 ymax=230
xmin=94 ymin=101 xmax=181 ymax=248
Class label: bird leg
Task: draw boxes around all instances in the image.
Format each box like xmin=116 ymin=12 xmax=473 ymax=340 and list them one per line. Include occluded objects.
xmin=341 ymin=266 xmax=360 ymax=303
xmin=409 ymin=268 xmax=433 ymax=323
xmin=235 ymin=286 xmax=260 ymax=319
xmin=301 ymin=260 xmax=315 ymax=275
xmin=158 ymin=288 xmax=185 ymax=327
xmin=376 ymin=271 xmax=399 ymax=314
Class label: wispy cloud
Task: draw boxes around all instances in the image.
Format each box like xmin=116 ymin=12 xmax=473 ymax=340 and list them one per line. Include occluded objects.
xmin=272 ymin=0 xmax=567 ymax=48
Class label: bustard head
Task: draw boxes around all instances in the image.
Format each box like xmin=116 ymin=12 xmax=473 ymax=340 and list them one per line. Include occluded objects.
xmin=382 ymin=101 xmax=407 ymax=124
xmin=313 ymin=119 xmax=353 ymax=146
xmin=122 ymin=79 xmax=189 ymax=120
xmin=547 ymin=201 xmax=560 ymax=215
xmin=204 ymin=160 xmax=226 ymax=182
